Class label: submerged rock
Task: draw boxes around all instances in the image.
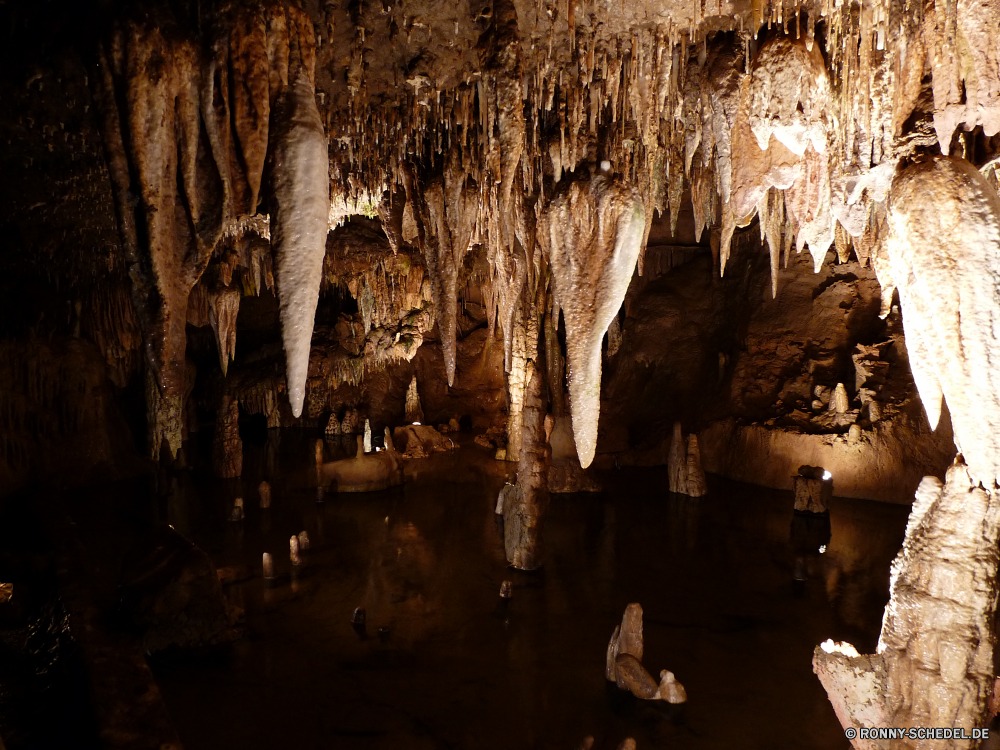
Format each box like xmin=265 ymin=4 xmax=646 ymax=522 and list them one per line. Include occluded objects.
xmin=320 ymin=435 xmax=403 ymax=492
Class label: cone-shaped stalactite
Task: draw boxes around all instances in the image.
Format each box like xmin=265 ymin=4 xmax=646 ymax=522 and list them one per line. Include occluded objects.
xmin=538 ymin=175 xmax=644 ymax=469
xmin=271 ymin=55 xmax=329 ymax=418
xmin=410 ymin=155 xmax=480 ymax=387
xmin=878 ymin=156 xmax=1000 ymax=487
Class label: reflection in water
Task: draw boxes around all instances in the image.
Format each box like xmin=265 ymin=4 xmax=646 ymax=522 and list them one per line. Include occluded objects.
xmin=151 ymin=434 xmax=909 ymax=750
xmin=790 ymin=510 xmax=832 ymax=595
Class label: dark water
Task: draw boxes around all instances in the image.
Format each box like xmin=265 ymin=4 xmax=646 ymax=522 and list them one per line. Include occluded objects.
xmin=152 ymin=432 xmax=910 ymax=750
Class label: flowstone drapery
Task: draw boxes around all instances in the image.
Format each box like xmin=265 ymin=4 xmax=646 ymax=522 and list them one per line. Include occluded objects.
xmin=537 ymin=175 xmax=644 ymax=468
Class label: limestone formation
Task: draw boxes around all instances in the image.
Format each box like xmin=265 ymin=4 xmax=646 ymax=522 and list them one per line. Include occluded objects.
xmin=405 ymin=376 xmax=424 ymax=424
xmin=880 ymin=156 xmax=1000 ymax=487
xmin=503 ymin=364 xmax=549 ymax=571
xmin=830 ymin=383 xmax=849 ymax=414
xmin=815 ymin=460 xmax=1000 ymax=744
xmin=320 ymin=435 xmax=403 ymax=493
xmin=262 ymin=552 xmax=275 ymax=580
xmin=668 ymin=424 xmax=707 ymax=497
xmin=668 ymin=422 xmax=688 ymax=495
xmin=409 ymin=154 xmax=480 ymax=387
xmin=606 ymin=603 xmax=684 ymax=703
xmin=212 ymin=395 xmax=242 ymax=479
xmin=793 ymin=468 xmax=832 ymax=514
xmin=685 ymin=435 xmax=708 ymax=498
xmin=363 ymin=419 xmax=372 ymax=453
xmin=606 ymin=604 xmax=644 ymax=684
xmin=537 ymin=175 xmax=645 ymax=469
xmin=393 ymin=424 xmax=453 ymax=458
xmin=271 ymin=65 xmax=329 ymax=419
xmin=258 ymin=481 xmax=271 ymax=509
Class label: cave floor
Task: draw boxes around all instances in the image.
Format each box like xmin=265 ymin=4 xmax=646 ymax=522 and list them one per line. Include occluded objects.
xmin=150 ymin=434 xmax=910 ymax=750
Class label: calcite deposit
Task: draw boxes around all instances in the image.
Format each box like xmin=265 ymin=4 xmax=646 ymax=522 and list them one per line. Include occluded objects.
xmin=4 ymin=0 xmax=1000 ymax=744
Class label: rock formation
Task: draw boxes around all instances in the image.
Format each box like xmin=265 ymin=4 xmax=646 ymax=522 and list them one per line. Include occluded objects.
xmin=271 ymin=65 xmax=330 ymax=419
xmin=606 ymin=603 xmax=687 ymax=703
xmin=4 ymin=0 xmax=1000 ymax=742
xmin=668 ymin=423 xmax=707 ymax=497
xmin=504 ymin=364 xmax=549 ymax=570
xmin=320 ymin=434 xmax=403 ymax=493
xmin=879 ymin=156 xmax=1000 ymax=487
xmin=405 ymin=376 xmax=424 ymax=424
xmin=815 ymin=460 xmax=1000 ymax=745
xmin=537 ymin=175 xmax=645 ymax=468
xmin=211 ymin=395 xmax=242 ymax=479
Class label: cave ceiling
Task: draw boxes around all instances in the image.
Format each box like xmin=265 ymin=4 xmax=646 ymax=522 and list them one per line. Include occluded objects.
xmin=1 ymin=0 xmax=999 ymax=471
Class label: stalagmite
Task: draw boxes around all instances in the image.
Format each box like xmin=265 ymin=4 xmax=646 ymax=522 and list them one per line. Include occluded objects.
xmin=363 ymin=419 xmax=371 ymax=453
xmin=879 ymin=156 xmax=1000 ymax=486
xmin=262 ymin=552 xmax=275 ymax=580
xmin=503 ymin=364 xmax=549 ymax=570
xmin=212 ymin=395 xmax=242 ymax=479
xmin=405 ymin=375 xmax=424 ymax=424
xmin=667 ymin=422 xmax=688 ymax=495
xmin=686 ymin=435 xmax=707 ymax=497
xmin=815 ymin=461 xmax=1000 ymax=743
xmin=657 ymin=671 xmax=688 ymax=703
xmin=537 ymin=175 xmax=644 ymax=468
xmin=258 ymin=481 xmax=271 ymax=509
xmin=271 ymin=63 xmax=329 ymax=418
xmin=830 ymin=383 xmax=849 ymax=414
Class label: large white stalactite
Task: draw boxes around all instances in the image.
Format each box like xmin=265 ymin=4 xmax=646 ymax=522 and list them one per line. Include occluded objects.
xmin=538 ymin=175 xmax=644 ymax=469
xmin=879 ymin=156 xmax=1000 ymax=487
xmin=271 ymin=67 xmax=329 ymax=418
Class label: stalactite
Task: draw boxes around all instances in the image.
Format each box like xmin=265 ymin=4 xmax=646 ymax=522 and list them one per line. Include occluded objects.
xmin=477 ymin=0 xmax=525 ymax=214
xmin=537 ymin=174 xmax=644 ymax=468
xmin=271 ymin=38 xmax=329 ymax=419
xmin=411 ymin=154 xmax=480 ymax=387
xmin=878 ymin=156 xmax=1000 ymax=487
xmin=230 ymin=6 xmax=270 ymax=214
xmin=117 ymin=21 xmax=227 ymax=448
xmin=208 ymin=287 xmax=240 ymax=377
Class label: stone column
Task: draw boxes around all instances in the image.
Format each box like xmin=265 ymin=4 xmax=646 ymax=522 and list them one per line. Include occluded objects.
xmin=211 ymin=394 xmax=242 ymax=478
xmin=504 ymin=363 xmax=549 ymax=570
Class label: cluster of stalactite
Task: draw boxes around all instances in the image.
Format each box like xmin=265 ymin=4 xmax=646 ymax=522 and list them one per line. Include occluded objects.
xmin=94 ymin=2 xmax=325 ymax=455
xmin=85 ymin=0 xmax=1000 ymax=472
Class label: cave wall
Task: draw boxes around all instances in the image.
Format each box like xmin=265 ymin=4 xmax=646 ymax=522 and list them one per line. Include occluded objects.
xmin=598 ymin=212 xmax=955 ymax=502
